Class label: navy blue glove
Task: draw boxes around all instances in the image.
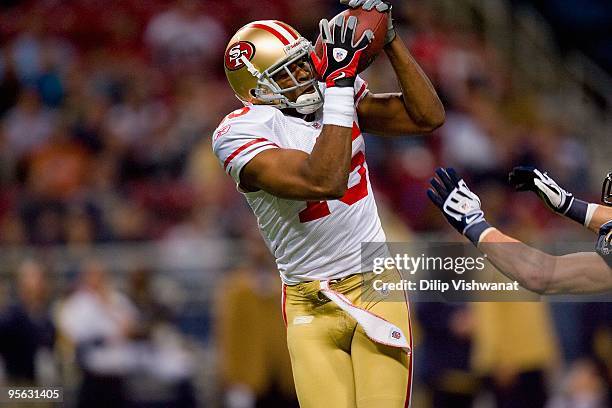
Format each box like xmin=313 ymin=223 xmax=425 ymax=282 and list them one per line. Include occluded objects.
xmin=428 ymin=168 xmax=492 ymax=245
xmin=596 ymin=221 xmax=612 ymax=268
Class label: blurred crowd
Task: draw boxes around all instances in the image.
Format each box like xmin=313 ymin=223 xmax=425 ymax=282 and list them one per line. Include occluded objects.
xmin=0 ymin=0 xmax=598 ymax=248
xmin=1 ymin=257 xmax=198 ymax=407
xmin=0 ymin=0 xmax=609 ymax=407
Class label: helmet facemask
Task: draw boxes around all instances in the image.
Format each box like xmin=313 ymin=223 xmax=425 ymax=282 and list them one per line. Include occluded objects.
xmin=603 ymin=172 xmax=612 ymax=206
xmin=241 ymin=38 xmax=323 ymax=114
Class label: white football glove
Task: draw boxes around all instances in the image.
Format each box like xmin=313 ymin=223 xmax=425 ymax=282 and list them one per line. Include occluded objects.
xmin=340 ymin=0 xmax=396 ymax=45
xmin=428 ymin=168 xmax=492 ymax=245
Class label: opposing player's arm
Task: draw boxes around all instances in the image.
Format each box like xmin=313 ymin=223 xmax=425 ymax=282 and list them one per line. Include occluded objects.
xmin=428 ymin=167 xmax=612 ymax=295
xmin=479 ymin=229 xmax=612 ymax=295
xmin=587 ymin=205 xmax=612 ymax=232
xmin=509 ymin=167 xmax=612 ymax=233
xmin=240 ymin=125 xmax=352 ymax=200
xmin=357 ymin=31 xmax=445 ymax=135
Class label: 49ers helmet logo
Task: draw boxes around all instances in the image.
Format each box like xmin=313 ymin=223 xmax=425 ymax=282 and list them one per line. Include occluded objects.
xmin=225 ymin=41 xmax=256 ymax=71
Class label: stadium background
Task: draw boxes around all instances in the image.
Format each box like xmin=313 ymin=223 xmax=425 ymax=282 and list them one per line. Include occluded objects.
xmin=0 ymin=0 xmax=610 ymax=407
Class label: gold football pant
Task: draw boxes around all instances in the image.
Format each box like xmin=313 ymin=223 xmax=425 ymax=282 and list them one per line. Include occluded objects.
xmin=282 ymin=269 xmax=413 ymax=408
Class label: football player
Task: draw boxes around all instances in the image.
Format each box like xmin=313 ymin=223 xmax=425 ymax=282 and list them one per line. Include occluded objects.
xmin=428 ymin=167 xmax=612 ymax=294
xmin=212 ymin=0 xmax=444 ymax=406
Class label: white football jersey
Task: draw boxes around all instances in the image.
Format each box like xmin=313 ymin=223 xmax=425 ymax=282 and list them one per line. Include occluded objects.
xmin=212 ymin=77 xmax=388 ymax=284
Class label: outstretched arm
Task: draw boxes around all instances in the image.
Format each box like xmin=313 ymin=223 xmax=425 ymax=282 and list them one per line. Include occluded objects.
xmin=587 ymin=205 xmax=612 ymax=232
xmin=478 ymin=229 xmax=612 ymax=295
xmin=509 ymin=167 xmax=612 ymax=233
xmin=428 ymin=167 xmax=612 ymax=295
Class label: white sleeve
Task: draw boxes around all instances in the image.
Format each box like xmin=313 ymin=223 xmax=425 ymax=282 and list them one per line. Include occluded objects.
xmin=212 ymin=106 xmax=280 ymax=185
xmin=354 ymin=75 xmax=370 ymax=107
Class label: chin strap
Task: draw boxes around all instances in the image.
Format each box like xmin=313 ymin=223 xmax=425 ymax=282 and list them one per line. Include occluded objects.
xmin=295 ymin=91 xmax=323 ymax=114
xmin=240 ymin=55 xmax=262 ymax=79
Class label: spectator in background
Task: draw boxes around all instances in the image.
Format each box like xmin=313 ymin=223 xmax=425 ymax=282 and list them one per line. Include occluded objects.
xmin=0 ymin=259 xmax=55 ymax=385
xmin=471 ymin=302 xmax=559 ymax=408
xmin=26 ymin=123 xmax=90 ymax=201
xmin=124 ymin=266 xmax=197 ymax=408
xmin=126 ymin=266 xmax=173 ymax=338
xmin=36 ymin=48 xmax=64 ymax=108
xmin=0 ymin=46 xmax=21 ymax=116
xmin=57 ymin=258 xmax=138 ymax=408
xmin=2 ymin=88 xmax=56 ymax=159
xmin=416 ymin=303 xmax=478 ymax=408
xmin=438 ymin=83 xmax=500 ymax=174
xmin=0 ymin=213 xmax=27 ymax=247
xmin=546 ymin=359 xmax=609 ymax=408
xmin=10 ymin=12 xmax=45 ymax=85
xmin=144 ymin=0 xmax=224 ymax=74
xmin=64 ymin=205 xmax=98 ymax=249
xmin=103 ymin=79 xmax=168 ymax=151
xmin=215 ymin=232 xmax=297 ymax=408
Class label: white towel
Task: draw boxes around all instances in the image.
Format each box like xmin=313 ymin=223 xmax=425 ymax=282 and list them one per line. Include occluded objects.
xmin=319 ymin=281 xmax=411 ymax=353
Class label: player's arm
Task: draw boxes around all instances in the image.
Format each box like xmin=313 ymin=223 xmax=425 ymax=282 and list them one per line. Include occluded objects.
xmin=357 ymin=36 xmax=445 ymax=135
xmin=478 ymin=229 xmax=612 ymax=295
xmin=509 ymin=166 xmax=612 ymax=233
xmin=586 ymin=205 xmax=612 ymax=231
xmin=428 ymin=168 xmax=612 ymax=295
xmin=343 ymin=0 xmax=445 ymax=135
xmin=241 ymin=125 xmax=352 ymax=200
xmin=242 ymin=16 xmax=372 ymax=201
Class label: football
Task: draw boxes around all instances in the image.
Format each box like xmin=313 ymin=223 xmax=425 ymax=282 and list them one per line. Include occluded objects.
xmin=314 ymin=7 xmax=388 ymax=74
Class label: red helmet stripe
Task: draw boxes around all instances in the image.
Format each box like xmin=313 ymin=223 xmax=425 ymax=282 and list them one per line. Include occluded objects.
xmin=250 ymin=23 xmax=290 ymax=45
xmin=274 ymin=21 xmax=299 ymax=40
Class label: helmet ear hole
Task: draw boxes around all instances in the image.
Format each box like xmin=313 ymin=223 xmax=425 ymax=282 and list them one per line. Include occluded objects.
xmin=249 ymin=89 xmax=258 ymax=98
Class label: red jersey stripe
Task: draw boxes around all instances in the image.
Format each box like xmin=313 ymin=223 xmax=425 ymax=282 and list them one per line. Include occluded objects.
xmin=355 ymin=81 xmax=368 ymax=103
xmin=351 ymin=122 xmax=361 ymax=141
xmin=242 ymin=142 xmax=279 ymax=158
xmin=223 ymin=138 xmax=269 ymax=170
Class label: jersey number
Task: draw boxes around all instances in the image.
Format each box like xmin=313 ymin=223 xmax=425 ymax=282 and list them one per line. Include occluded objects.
xmin=299 ymin=151 xmax=368 ymax=223
xmin=226 ymin=106 xmax=250 ymax=120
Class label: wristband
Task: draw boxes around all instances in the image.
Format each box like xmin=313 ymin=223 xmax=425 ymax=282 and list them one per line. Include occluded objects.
xmin=322 ymin=86 xmax=355 ymax=128
xmin=564 ymin=198 xmax=588 ymax=226
xmin=464 ymin=220 xmax=493 ymax=246
xmin=585 ymin=203 xmax=598 ymax=227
